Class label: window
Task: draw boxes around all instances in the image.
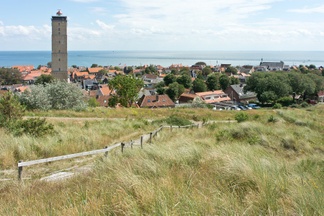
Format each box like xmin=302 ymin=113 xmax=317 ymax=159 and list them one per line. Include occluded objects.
xmin=59 ymin=58 xmax=60 ymax=61
xmin=59 ymin=68 xmax=61 ymax=71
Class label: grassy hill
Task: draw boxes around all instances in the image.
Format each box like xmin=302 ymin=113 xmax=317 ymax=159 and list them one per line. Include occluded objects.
xmin=0 ymin=105 xmax=323 ymax=215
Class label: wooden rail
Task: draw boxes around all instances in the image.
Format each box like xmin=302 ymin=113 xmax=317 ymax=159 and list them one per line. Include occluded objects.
xmin=17 ymin=123 xmax=199 ymax=181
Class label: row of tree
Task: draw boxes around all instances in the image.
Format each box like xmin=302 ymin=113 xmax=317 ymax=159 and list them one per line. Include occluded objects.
xmin=244 ymin=71 xmax=324 ymax=104
xmin=156 ymin=72 xmax=239 ymax=101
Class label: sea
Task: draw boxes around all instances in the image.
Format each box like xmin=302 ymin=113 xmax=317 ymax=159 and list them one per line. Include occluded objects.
xmin=0 ymin=50 xmax=323 ymax=68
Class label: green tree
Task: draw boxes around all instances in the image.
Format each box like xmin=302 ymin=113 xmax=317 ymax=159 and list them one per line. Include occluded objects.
xmin=202 ymin=67 xmax=212 ymax=77
xmin=164 ymin=74 xmax=176 ymax=86
xmin=192 ymin=78 xmax=207 ymax=92
xmin=219 ymin=74 xmax=230 ymax=90
xmin=0 ymin=92 xmax=24 ymax=125
xmin=108 ymin=95 xmax=118 ymax=108
xmin=35 ymin=74 xmax=55 ymax=85
xmin=0 ymin=68 xmax=22 ymax=85
xmin=165 ymin=82 xmax=184 ymax=101
xmin=88 ymin=97 xmax=99 ymax=107
xmin=206 ymin=74 xmax=220 ymax=91
xmin=195 ymin=62 xmax=207 ymax=67
xmin=20 ymin=81 xmax=86 ymax=110
xmin=225 ymin=66 xmax=238 ymax=75
xmin=124 ymin=66 xmax=133 ymax=74
xmin=91 ymin=64 xmax=98 ymax=68
xmin=230 ymin=76 xmax=240 ymax=85
xmin=176 ymin=74 xmax=192 ymax=89
xmin=109 ymin=75 xmax=143 ymax=107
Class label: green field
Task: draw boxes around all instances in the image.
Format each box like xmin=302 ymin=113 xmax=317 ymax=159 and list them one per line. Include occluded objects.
xmin=1 ymin=105 xmax=323 ymax=215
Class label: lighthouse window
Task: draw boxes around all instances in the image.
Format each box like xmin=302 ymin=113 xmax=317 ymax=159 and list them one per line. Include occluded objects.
xmin=59 ymin=58 xmax=61 ymax=61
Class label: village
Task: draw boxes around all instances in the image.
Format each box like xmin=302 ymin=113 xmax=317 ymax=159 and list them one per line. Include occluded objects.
xmin=1 ymin=59 xmax=324 ymax=110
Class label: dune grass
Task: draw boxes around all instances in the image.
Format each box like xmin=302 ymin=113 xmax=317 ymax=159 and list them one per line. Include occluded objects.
xmin=0 ymin=105 xmax=323 ymax=215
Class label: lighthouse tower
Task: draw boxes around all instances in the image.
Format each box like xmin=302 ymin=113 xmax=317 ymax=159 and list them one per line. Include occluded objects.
xmin=51 ymin=10 xmax=68 ymax=81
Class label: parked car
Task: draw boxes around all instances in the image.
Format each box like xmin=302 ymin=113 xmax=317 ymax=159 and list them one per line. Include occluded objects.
xmin=248 ymin=103 xmax=261 ymax=109
xmin=245 ymin=105 xmax=252 ymax=110
xmin=238 ymin=105 xmax=247 ymax=110
xmin=231 ymin=106 xmax=241 ymax=111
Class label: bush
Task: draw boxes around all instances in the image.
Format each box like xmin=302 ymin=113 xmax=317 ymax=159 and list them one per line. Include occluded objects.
xmin=235 ymin=112 xmax=249 ymax=123
xmin=268 ymin=115 xmax=278 ymax=123
xmin=277 ymin=97 xmax=293 ymax=106
xmin=300 ymin=102 xmax=309 ymax=108
xmin=8 ymin=118 xmax=55 ymax=137
xmin=88 ymin=97 xmax=99 ymax=107
xmin=272 ymin=103 xmax=282 ymax=109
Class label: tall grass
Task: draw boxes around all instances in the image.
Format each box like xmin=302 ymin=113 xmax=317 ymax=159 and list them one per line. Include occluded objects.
xmin=0 ymin=105 xmax=323 ymax=215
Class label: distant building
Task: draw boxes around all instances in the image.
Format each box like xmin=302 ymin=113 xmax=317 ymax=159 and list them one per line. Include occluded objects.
xmin=51 ymin=10 xmax=68 ymax=81
xmin=224 ymin=84 xmax=257 ymax=104
xmin=260 ymin=59 xmax=284 ymax=71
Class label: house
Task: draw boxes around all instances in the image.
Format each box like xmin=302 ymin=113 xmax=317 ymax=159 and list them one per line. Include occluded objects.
xmin=317 ymin=91 xmax=324 ymax=102
xmin=83 ymin=78 xmax=98 ymax=90
xmin=96 ymin=95 xmax=111 ymax=107
xmin=240 ymin=65 xmax=254 ymax=74
xmin=88 ymin=67 xmax=103 ymax=74
xmin=224 ymin=84 xmax=257 ymax=104
xmin=96 ymin=84 xmax=113 ymax=97
xmin=142 ymin=74 xmax=163 ymax=88
xmin=195 ymin=91 xmax=231 ymax=104
xmin=22 ymin=70 xmax=43 ymax=84
xmin=260 ymin=60 xmax=284 ymax=71
xmin=138 ymin=94 xmax=175 ymax=108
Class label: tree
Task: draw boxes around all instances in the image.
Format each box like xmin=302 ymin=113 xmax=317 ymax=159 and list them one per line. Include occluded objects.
xmin=108 ymin=75 xmax=143 ymax=107
xmin=219 ymin=74 xmax=229 ymax=90
xmin=192 ymin=78 xmax=207 ymax=93
xmin=206 ymin=74 xmax=220 ymax=91
xmin=35 ymin=74 xmax=55 ymax=85
xmin=163 ymin=74 xmax=176 ymax=86
xmin=0 ymin=92 xmax=24 ymax=124
xmin=176 ymin=74 xmax=192 ymax=89
xmin=165 ymin=82 xmax=184 ymax=101
xmin=230 ymin=76 xmax=240 ymax=85
xmin=0 ymin=68 xmax=22 ymax=85
xmin=225 ymin=66 xmax=238 ymax=75
xmin=202 ymin=67 xmax=212 ymax=77
xmin=20 ymin=81 xmax=86 ymax=110
xmin=195 ymin=62 xmax=207 ymax=67
xmin=91 ymin=64 xmax=98 ymax=68
xmin=124 ymin=66 xmax=133 ymax=74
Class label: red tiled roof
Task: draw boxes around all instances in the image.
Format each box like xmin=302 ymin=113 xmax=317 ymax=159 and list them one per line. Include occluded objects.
xmin=88 ymin=67 xmax=103 ymax=73
xmin=99 ymin=85 xmax=113 ymax=96
xmin=139 ymin=95 xmax=175 ymax=108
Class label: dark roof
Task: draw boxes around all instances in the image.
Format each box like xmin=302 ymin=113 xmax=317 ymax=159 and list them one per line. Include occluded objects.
xmin=230 ymin=84 xmax=257 ymax=99
xmin=138 ymin=95 xmax=175 ymax=108
xmin=260 ymin=61 xmax=284 ymax=69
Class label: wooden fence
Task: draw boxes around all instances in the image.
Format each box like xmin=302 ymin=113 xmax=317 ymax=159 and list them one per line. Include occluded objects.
xmin=17 ymin=124 xmax=200 ymax=181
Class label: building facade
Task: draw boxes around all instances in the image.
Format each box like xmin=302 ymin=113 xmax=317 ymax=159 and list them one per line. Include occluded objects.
xmin=51 ymin=10 xmax=68 ymax=81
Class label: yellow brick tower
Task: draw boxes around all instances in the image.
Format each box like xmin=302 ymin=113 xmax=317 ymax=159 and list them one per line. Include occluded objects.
xmin=51 ymin=10 xmax=68 ymax=81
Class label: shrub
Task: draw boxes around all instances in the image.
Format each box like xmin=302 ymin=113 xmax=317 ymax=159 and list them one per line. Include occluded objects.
xmin=300 ymin=102 xmax=309 ymax=108
xmin=277 ymin=97 xmax=293 ymax=106
xmin=235 ymin=112 xmax=249 ymax=123
xmin=9 ymin=118 xmax=55 ymax=137
xmin=272 ymin=103 xmax=282 ymax=109
xmin=268 ymin=115 xmax=278 ymax=123
xmin=88 ymin=97 xmax=99 ymax=107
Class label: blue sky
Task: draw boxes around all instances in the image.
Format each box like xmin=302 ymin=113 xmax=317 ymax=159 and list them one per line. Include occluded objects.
xmin=0 ymin=0 xmax=324 ymax=51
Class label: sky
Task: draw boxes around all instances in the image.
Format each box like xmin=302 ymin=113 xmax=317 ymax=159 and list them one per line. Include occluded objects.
xmin=0 ymin=0 xmax=324 ymax=51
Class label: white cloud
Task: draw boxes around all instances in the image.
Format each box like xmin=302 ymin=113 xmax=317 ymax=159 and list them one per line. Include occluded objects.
xmin=96 ymin=20 xmax=115 ymax=31
xmin=90 ymin=7 xmax=107 ymax=13
xmin=288 ymin=5 xmax=324 ymax=13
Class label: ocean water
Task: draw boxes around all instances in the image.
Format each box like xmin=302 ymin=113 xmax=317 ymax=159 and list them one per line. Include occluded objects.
xmin=0 ymin=50 xmax=323 ymax=68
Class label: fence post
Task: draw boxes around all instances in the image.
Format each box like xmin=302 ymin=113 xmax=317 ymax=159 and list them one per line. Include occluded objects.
xmin=149 ymin=132 xmax=152 ymax=144
xmin=18 ymin=161 xmax=23 ymax=181
xmin=104 ymin=146 xmax=108 ymax=157
xmin=140 ymin=136 xmax=143 ymax=149
xmin=121 ymin=143 xmax=125 ymax=153
xmin=131 ymin=140 xmax=133 ymax=149
xmin=170 ymin=125 xmax=172 ymax=132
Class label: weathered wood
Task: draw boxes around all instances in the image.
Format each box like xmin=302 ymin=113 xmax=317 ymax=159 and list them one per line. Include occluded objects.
xmin=18 ymin=161 xmax=23 ymax=181
xmin=18 ymin=143 xmax=121 ymax=168
xmin=140 ymin=136 xmax=143 ymax=148
xmin=121 ymin=143 xmax=125 ymax=153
